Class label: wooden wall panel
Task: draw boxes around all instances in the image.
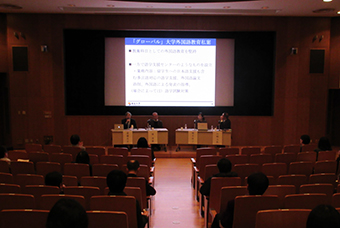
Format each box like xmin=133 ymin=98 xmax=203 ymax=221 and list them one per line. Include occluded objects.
xmin=330 ymin=18 xmax=340 ymax=88
xmin=4 ymin=14 xmax=335 ymax=148
xmin=0 ymin=14 xmax=7 ymax=72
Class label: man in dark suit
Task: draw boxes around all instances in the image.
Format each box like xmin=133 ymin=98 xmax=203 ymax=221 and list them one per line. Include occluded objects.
xmin=218 ymin=112 xmax=231 ymax=130
xmin=121 ymin=111 xmax=137 ymax=129
xmin=147 ymin=112 xmax=163 ymax=129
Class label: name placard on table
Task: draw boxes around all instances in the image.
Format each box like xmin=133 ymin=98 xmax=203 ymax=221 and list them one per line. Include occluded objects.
xmin=111 ymin=128 xmax=168 ymax=146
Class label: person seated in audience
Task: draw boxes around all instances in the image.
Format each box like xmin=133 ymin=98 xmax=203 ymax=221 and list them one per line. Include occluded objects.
xmin=147 ymin=112 xmax=163 ymax=151
xmin=211 ymin=172 xmax=269 ymax=228
xmin=0 ymin=146 xmax=11 ymax=165
xmin=46 ymin=198 xmax=88 ymax=228
xmin=127 ymin=159 xmax=156 ymax=196
xmin=107 ymin=170 xmax=148 ymax=228
xmin=122 ymin=111 xmax=137 ymax=129
xmin=306 ymin=204 xmax=340 ymax=228
xmin=70 ymin=134 xmax=85 ymax=151
xmin=199 ymin=158 xmax=238 ymax=196
xmin=75 ymin=151 xmax=92 ymax=176
xmin=314 ymin=136 xmax=332 ymax=160
xmin=218 ymin=112 xmax=231 ymax=130
xmin=45 ymin=171 xmax=65 ymax=193
xmin=300 ymin=134 xmax=311 ymax=146
xmin=194 ymin=112 xmax=207 ymax=129
xmin=137 ymin=137 xmax=155 ymax=160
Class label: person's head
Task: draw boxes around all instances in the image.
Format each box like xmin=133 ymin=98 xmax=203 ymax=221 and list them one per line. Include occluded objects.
xmin=152 ymin=112 xmax=158 ymax=120
xmin=70 ymin=134 xmax=81 ymax=146
xmin=220 ymin=112 xmax=229 ymax=120
xmin=0 ymin=146 xmax=8 ymax=159
xmin=76 ymin=151 xmax=90 ymax=164
xmin=300 ymin=135 xmax=311 ymax=145
xmin=217 ymin=158 xmax=232 ymax=173
xmin=107 ymin=169 xmax=127 ymax=193
xmin=45 ymin=171 xmax=63 ymax=189
xmin=198 ymin=112 xmax=205 ymax=121
xmin=46 ymin=198 xmax=88 ymax=228
xmin=247 ymin=172 xmax=269 ymax=195
xmin=127 ymin=160 xmax=140 ymax=172
xmin=318 ymin=137 xmax=332 ymax=151
xmin=125 ymin=111 xmax=132 ymax=119
xmin=137 ymin=137 xmax=148 ymax=148
xmin=306 ymin=204 xmax=340 ymax=228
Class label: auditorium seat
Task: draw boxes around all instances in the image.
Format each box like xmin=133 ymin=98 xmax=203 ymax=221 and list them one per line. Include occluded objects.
xmin=249 ymin=154 xmax=273 ymax=167
xmin=61 ymin=146 xmax=83 ymax=162
xmin=0 ymin=209 xmax=49 ymax=228
xmin=225 ymin=154 xmax=248 ymax=166
xmin=90 ymin=195 xmax=139 ymax=228
xmin=0 ymin=183 xmax=21 ymax=193
xmin=86 ymin=146 xmax=106 ymax=158
xmin=301 ymin=144 xmax=317 ymax=152
xmin=36 ymin=162 xmax=61 ymax=177
xmin=10 ymin=161 xmax=35 ymax=175
xmin=299 ymin=183 xmax=334 ymax=202
xmin=127 ymin=155 xmax=152 ymax=168
xmin=255 ymin=209 xmax=311 ymax=228
xmin=263 ymin=145 xmax=283 ymax=160
xmin=81 ymin=176 xmax=107 ymax=194
xmin=233 ymin=163 xmax=260 ymax=185
xmin=264 ymin=185 xmax=296 ymax=208
xmin=203 ymin=164 xmax=219 ymax=183
xmin=240 ymin=146 xmax=262 ymax=157
xmin=284 ymin=193 xmax=329 ymax=209
xmin=218 ymin=186 xmax=247 ymax=215
xmin=332 ymin=193 xmax=340 ymax=208
xmin=88 ymin=154 xmax=99 ymax=165
xmin=278 ymin=174 xmax=308 ymax=193
xmin=92 ymin=164 xmax=119 ymax=177
xmin=275 ymin=153 xmax=296 ymax=171
xmin=43 ymin=144 xmax=62 ymax=154
xmin=0 ymin=193 xmax=36 ymax=210
xmin=309 ymin=173 xmax=337 ymax=186
xmin=8 ymin=150 xmax=28 ymax=161
xmin=218 ymin=147 xmax=240 ymax=157
xmin=63 ymin=175 xmax=78 ymax=186
xmin=100 ymin=154 xmax=124 ymax=169
xmin=107 ymin=147 xmax=128 ymax=164
xmin=296 ymin=152 xmax=316 ymax=163
xmin=0 ymin=172 xmax=13 ymax=183
xmin=49 ymin=153 xmax=73 ymax=173
xmin=15 ymin=174 xmax=44 ymax=188
xmin=64 ymin=186 xmax=101 ymax=210
xmin=23 ymin=185 xmax=60 ymax=208
xmin=233 ymin=195 xmax=279 ymax=228
xmin=124 ymin=186 xmax=143 ymax=214
xmin=25 ymin=143 xmax=43 ymax=152
xmin=131 ymin=147 xmax=153 ymax=158
xmin=262 ymin=163 xmax=287 ymax=184
xmin=314 ymin=160 xmax=337 ymax=174
xmin=64 ymin=163 xmax=90 ymax=182
xmin=87 ymin=211 xmax=128 ymax=228
xmin=122 ymin=164 xmax=153 ymax=185
xmin=318 ymin=151 xmax=337 ymax=161
xmin=288 ymin=161 xmax=314 ymax=178
xmin=283 ymin=144 xmax=301 ymax=154
xmin=126 ymin=177 xmax=148 ymax=210
xmin=0 ymin=161 xmax=11 ymax=173
xmin=40 ymin=194 xmax=86 ymax=210
xmin=28 ymin=151 xmax=49 ymax=167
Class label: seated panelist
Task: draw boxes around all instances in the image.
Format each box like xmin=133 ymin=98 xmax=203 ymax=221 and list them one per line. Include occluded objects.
xmin=218 ymin=112 xmax=231 ymax=130
xmin=194 ymin=112 xmax=207 ymax=129
xmin=147 ymin=112 xmax=163 ymax=128
xmin=121 ymin=111 xmax=137 ymax=129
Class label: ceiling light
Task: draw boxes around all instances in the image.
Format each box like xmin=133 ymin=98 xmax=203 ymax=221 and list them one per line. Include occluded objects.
xmin=338 ymin=11 xmax=340 ymax=14
xmin=323 ymin=0 xmax=332 ymax=2
xmin=262 ymin=6 xmax=269 ymax=9
xmin=67 ymin=4 xmax=76 ymax=7
xmin=223 ymin=6 xmax=230 ymax=9
xmin=107 ymin=4 xmax=114 ymax=7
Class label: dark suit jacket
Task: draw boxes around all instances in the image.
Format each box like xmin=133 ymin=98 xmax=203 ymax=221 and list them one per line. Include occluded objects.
xmin=199 ymin=171 xmax=238 ymax=196
xmin=122 ymin=118 xmax=137 ymax=129
xmin=219 ymin=119 xmax=231 ymax=129
xmin=147 ymin=119 xmax=163 ymax=128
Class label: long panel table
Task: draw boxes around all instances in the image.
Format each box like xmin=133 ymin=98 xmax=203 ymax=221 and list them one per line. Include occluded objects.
xmin=175 ymin=128 xmax=232 ymax=150
xmin=111 ymin=128 xmax=168 ymax=146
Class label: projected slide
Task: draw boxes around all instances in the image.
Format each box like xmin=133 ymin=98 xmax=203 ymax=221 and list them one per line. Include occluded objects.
xmin=125 ymin=38 xmax=216 ymax=107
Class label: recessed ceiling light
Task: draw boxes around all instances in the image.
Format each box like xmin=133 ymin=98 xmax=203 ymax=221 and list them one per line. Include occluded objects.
xmin=67 ymin=4 xmax=76 ymax=7
xmin=337 ymin=10 xmax=340 ymax=14
xmin=262 ymin=6 xmax=269 ymax=9
xmin=323 ymin=0 xmax=332 ymax=2
xmin=107 ymin=4 xmax=114 ymax=7
xmin=223 ymin=6 xmax=230 ymax=9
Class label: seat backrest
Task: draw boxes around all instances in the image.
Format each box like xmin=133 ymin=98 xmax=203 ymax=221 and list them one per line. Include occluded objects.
xmin=283 ymin=144 xmax=301 ymax=153
xmin=249 ymin=154 xmax=273 ymax=167
xmin=204 ymin=164 xmax=219 ymax=181
xmin=233 ymin=163 xmax=260 ymax=185
xmin=85 ymin=146 xmax=106 ymax=157
xmin=0 ymin=171 xmax=13 ymax=183
xmin=209 ymin=177 xmax=242 ymax=213
xmin=87 ymin=211 xmax=128 ymax=228
xmin=127 ymin=155 xmax=151 ymax=168
xmin=124 ymin=186 xmax=143 ymax=212
xmin=23 ymin=185 xmax=60 ymax=208
xmin=309 ymin=173 xmax=337 ymax=186
xmin=274 ymin=153 xmax=297 ymax=171
xmin=90 ymin=195 xmax=138 ymax=228
xmin=0 ymin=160 xmax=10 ymax=173
xmin=43 ymin=144 xmax=62 ymax=154
xmin=255 ymin=209 xmax=311 ymax=228
xmin=8 ymin=150 xmax=28 ymax=161
xmin=262 ymin=163 xmax=287 ymax=179
xmin=318 ymin=151 xmax=337 ymax=161
xmin=314 ymin=160 xmax=337 ymax=174
xmin=36 ymin=162 xmax=61 ymax=177
xmin=63 ymin=175 xmax=78 ymax=186
xmin=264 ymin=185 xmax=296 ymax=208
xmin=288 ymin=161 xmax=314 ymax=177
xmin=301 ymin=144 xmax=317 ymax=152
xmin=107 ymin=147 xmax=128 ymax=164
xmin=50 ymin=153 xmax=73 ymax=172
xmin=284 ymin=193 xmax=329 ymax=209
xmin=100 ymin=155 xmax=124 ymax=169
xmin=226 ymin=154 xmax=248 ymax=166
xmin=299 ymin=183 xmax=334 ymax=201
xmin=219 ymin=186 xmax=247 ymax=215
xmin=233 ymin=195 xmax=279 ymax=228
xmin=263 ymin=145 xmax=283 ymax=160
xmin=130 ymin=148 xmax=152 ymax=158
xmin=218 ymin=147 xmax=240 ymax=157
xmin=28 ymin=152 xmax=49 ymax=164
xmin=126 ymin=177 xmax=147 ymax=210
xmin=0 ymin=183 xmax=21 ymax=193
xmin=64 ymin=163 xmax=90 ymax=182
xmin=61 ymin=146 xmax=83 ymax=161
xmin=198 ymin=155 xmax=221 ymax=180
xmin=25 ymin=144 xmax=43 ymax=152
xmin=240 ymin=147 xmax=262 ymax=157
xmin=332 ymin=193 xmax=340 ymax=208
xmin=92 ymin=164 xmax=119 ymax=177
xmin=88 ymin=154 xmax=99 ymax=165
xmin=81 ymin=176 xmax=107 ymax=195
xmin=296 ymin=152 xmax=316 ymax=162
xmin=195 ymin=147 xmax=217 ymax=168
xmin=0 ymin=193 xmax=36 ymax=210
xmin=10 ymin=161 xmax=35 ymax=175
xmin=277 ymin=174 xmax=308 ymax=193
xmin=40 ymin=194 xmax=86 ymax=210
xmin=64 ymin=186 xmax=101 ymax=210
xmin=0 ymin=209 xmax=49 ymax=228
xmin=15 ymin=174 xmax=44 ymax=188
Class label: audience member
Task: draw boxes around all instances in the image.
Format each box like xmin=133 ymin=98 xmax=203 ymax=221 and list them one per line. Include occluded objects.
xmin=300 ymin=134 xmax=311 ymax=146
xmin=107 ymin=170 xmax=148 ymax=228
xmin=218 ymin=112 xmax=231 ymax=130
xmin=137 ymin=137 xmax=155 ymax=160
xmin=46 ymin=198 xmax=88 ymax=228
xmin=70 ymin=134 xmax=85 ymax=151
xmin=45 ymin=171 xmax=65 ymax=193
xmin=314 ymin=136 xmax=332 ymax=160
xmin=147 ymin=112 xmax=163 ymax=128
xmin=199 ymin=158 xmax=237 ymax=196
xmin=0 ymin=146 xmax=11 ymax=165
xmin=127 ymin=159 xmax=156 ymax=196
xmin=194 ymin=112 xmax=207 ymax=129
xmin=75 ymin=151 xmax=92 ymax=176
xmin=211 ymin=172 xmax=269 ymax=228
xmin=122 ymin=111 xmax=137 ymax=129
xmin=306 ymin=204 xmax=340 ymax=228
